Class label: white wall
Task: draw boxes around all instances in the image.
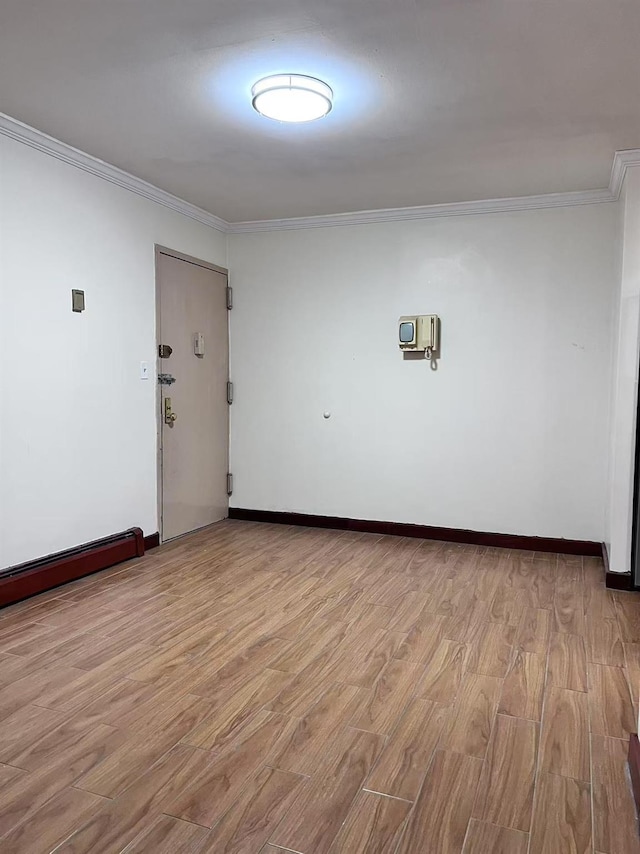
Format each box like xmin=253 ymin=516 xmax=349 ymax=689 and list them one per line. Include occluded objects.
xmin=229 ymin=204 xmax=618 ymax=542
xmin=0 ymin=135 xmax=226 ymax=568
xmin=607 ymin=167 xmax=640 ymax=573
xmin=603 ymin=188 xmax=626 ymax=562
xmin=0 ymin=129 xmax=625 ymax=567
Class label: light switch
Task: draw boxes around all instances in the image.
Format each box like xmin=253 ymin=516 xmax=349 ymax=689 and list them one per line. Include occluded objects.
xmin=140 ymin=361 xmax=150 ymax=380
xmin=71 ymin=289 xmax=85 ymax=312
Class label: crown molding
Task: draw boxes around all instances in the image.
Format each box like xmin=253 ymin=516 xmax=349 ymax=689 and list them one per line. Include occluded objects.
xmin=228 ymin=186 xmax=616 ymax=233
xmin=609 ymin=149 xmax=640 ymax=200
xmin=2 ymin=112 xmax=639 ymax=235
xmin=228 ymin=148 xmax=640 ymax=233
xmin=0 ymin=113 xmax=229 ymax=233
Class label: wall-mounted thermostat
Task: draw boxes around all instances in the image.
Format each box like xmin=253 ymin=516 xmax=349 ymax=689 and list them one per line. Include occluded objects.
xmin=399 ymin=314 xmax=440 ymax=358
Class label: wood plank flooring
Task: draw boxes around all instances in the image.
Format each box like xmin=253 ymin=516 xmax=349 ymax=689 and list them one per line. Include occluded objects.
xmin=0 ymin=521 xmax=639 ymax=853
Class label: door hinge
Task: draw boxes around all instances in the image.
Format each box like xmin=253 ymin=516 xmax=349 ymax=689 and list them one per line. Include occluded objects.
xmin=226 ymin=286 xmax=233 ymax=310
xmin=227 ymin=381 xmax=234 ymax=405
xmin=227 ymin=473 xmax=233 ymax=496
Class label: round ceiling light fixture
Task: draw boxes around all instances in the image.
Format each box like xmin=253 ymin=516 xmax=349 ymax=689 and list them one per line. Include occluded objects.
xmin=251 ymin=74 xmax=333 ymax=123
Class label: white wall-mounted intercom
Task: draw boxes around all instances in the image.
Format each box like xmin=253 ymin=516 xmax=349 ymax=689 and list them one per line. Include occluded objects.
xmin=194 ymin=332 xmax=205 ymax=357
xmin=399 ymin=315 xmax=440 ymax=358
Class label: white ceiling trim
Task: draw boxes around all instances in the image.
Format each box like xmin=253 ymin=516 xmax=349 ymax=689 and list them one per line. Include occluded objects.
xmin=1 ymin=112 xmax=639 ymax=234
xmin=0 ymin=112 xmax=229 ymax=233
xmin=609 ymin=149 xmax=640 ymax=200
xmin=228 ymin=187 xmax=616 ymax=232
xmin=229 ymin=147 xmax=640 ymax=231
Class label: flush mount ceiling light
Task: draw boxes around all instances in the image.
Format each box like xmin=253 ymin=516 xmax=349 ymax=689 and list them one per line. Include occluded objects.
xmin=251 ymin=74 xmax=333 ymax=123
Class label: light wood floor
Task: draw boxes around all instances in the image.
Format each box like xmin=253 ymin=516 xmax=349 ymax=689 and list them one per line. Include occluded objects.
xmin=1 ymin=521 xmax=640 ymax=853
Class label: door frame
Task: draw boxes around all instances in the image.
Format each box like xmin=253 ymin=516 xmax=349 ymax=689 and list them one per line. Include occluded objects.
xmin=154 ymin=245 xmax=230 ymax=544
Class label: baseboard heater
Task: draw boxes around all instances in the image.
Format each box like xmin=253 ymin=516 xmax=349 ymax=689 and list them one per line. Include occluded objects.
xmin=0 ymin=528 xmax=145 ymax=608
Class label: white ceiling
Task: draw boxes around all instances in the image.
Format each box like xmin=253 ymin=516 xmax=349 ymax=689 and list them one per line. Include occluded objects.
xmin=1 ymin=0 xmax=639 ymax=222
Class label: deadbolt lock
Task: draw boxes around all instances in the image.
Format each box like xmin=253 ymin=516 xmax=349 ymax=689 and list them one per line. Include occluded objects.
xmin=164 ymin=397 xmax=177 ymax=426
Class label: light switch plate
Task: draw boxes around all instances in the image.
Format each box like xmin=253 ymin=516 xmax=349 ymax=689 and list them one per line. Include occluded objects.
xmin=140 ymin=361 xmax=150 ymax=380
xmin=71 ymin=289 xmax=85 ymax=312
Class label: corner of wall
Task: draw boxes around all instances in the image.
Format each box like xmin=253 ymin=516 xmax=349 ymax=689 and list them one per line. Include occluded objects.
xmin=608 ymin=167 xmax=640 ymax=574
